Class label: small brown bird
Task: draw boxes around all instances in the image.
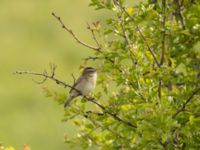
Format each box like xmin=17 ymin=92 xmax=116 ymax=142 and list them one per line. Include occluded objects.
xmin=64 ymin=67 xmax=97 ymax=107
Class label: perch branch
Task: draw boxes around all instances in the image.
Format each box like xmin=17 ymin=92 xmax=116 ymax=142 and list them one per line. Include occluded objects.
xmin=15 ymin=69 xmax=137 ymax=128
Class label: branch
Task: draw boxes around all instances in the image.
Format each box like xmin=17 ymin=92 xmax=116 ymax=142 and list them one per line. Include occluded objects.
xmin=172 ymin=87 xmax=200 ymax=118
xmin=83 ymin=56 xmax=100 ymax=61
xmin=117 ymin=9 xmax=136 ymax=64
xmin=52 ymin=12 xmax=126 ymax=75
xmin=158 ymin=0 xmax=166 ymax=99
xmin=51 ymin=13 xmax=124 ymax=74
xmin=121 ymin=7 xmax=161 ymax=67
xmin=83 ymin=111 xmax=126 ymax=140
xmin=160 ymin=0 xmax=166 ymax=65
xmin=85 ymin=96 xmax=137 ymax=128
xmin=71 ymin=73 xmax=76 ymax=84
xmin=86 ymin=22 xmax=101 ymax=48
xmin=173 ymin=0 xmax=186 ymax=30
xmin=14 ymin=69 xmax=137 ymax=128
xmin=51 ymin=13 xmax=121 ymax=71
xmin=52 ymin=12 xmax=101 ymax=51
xmin=158 ymin=80 xmax=162 ymax=99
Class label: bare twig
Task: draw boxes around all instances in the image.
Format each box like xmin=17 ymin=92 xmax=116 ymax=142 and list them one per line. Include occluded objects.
xmin=52 ymin=12 xmax=101 ymax=51
xmin=86 ymin=22 xmax=101 ymax=48
xmin=49 ymin=63 xmax=57 ymax=77
xmin=172 ymin=87 xmax=200 ymax=118
xmin=31 ymin=70 xmax=48 ymax=84
xmin=15 ymin=69 xmax=137 ymax=128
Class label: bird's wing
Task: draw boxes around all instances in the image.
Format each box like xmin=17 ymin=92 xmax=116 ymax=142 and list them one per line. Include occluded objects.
xmin=69 ymin=75 xmax=83 ymax=94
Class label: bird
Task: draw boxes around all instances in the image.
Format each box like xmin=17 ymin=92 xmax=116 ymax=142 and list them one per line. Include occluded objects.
xmin=64 ymin=67 xmax=97 ymax=107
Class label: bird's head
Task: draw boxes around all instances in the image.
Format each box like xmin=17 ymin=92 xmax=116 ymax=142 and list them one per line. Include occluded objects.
xmin=82 ymin=67 xmax=97 ymax=76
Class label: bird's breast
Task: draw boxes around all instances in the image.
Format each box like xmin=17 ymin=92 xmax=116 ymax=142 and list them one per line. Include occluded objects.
xmin=79 ymin=73 xmax=97 ymax=95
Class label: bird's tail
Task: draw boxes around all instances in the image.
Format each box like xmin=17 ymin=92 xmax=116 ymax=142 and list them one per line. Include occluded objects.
xmin=64 ymin=96 xmax=73 ymax=108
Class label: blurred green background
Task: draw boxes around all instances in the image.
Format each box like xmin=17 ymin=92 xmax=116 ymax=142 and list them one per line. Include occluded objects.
xmin=0 ymin=0 xmax=104 ymax=149
xmin=0 ymin=0 xmax=141 ymax=149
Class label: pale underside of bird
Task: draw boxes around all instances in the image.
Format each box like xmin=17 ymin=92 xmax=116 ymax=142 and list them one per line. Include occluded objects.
xmin=64 ymin=67 xmax=97 ymax=107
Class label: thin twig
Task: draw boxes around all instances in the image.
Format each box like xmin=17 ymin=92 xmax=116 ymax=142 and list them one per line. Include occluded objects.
xmin=49 ymin=63 xmax=56 ymax=77
xmin=71 ymin=73 xmax=76 ymax=84
xmin=31 ymin=70 xmax=48 ymax=84
xmin=86 ymin=22 xmax=101 ymax=48
xmin=14 ymin=69 xmax=137 ymax=128
xmin=52 ymin=12 xmax=101 ymax=51
xmin=172 ymin=87 xmax=200 ymax=118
